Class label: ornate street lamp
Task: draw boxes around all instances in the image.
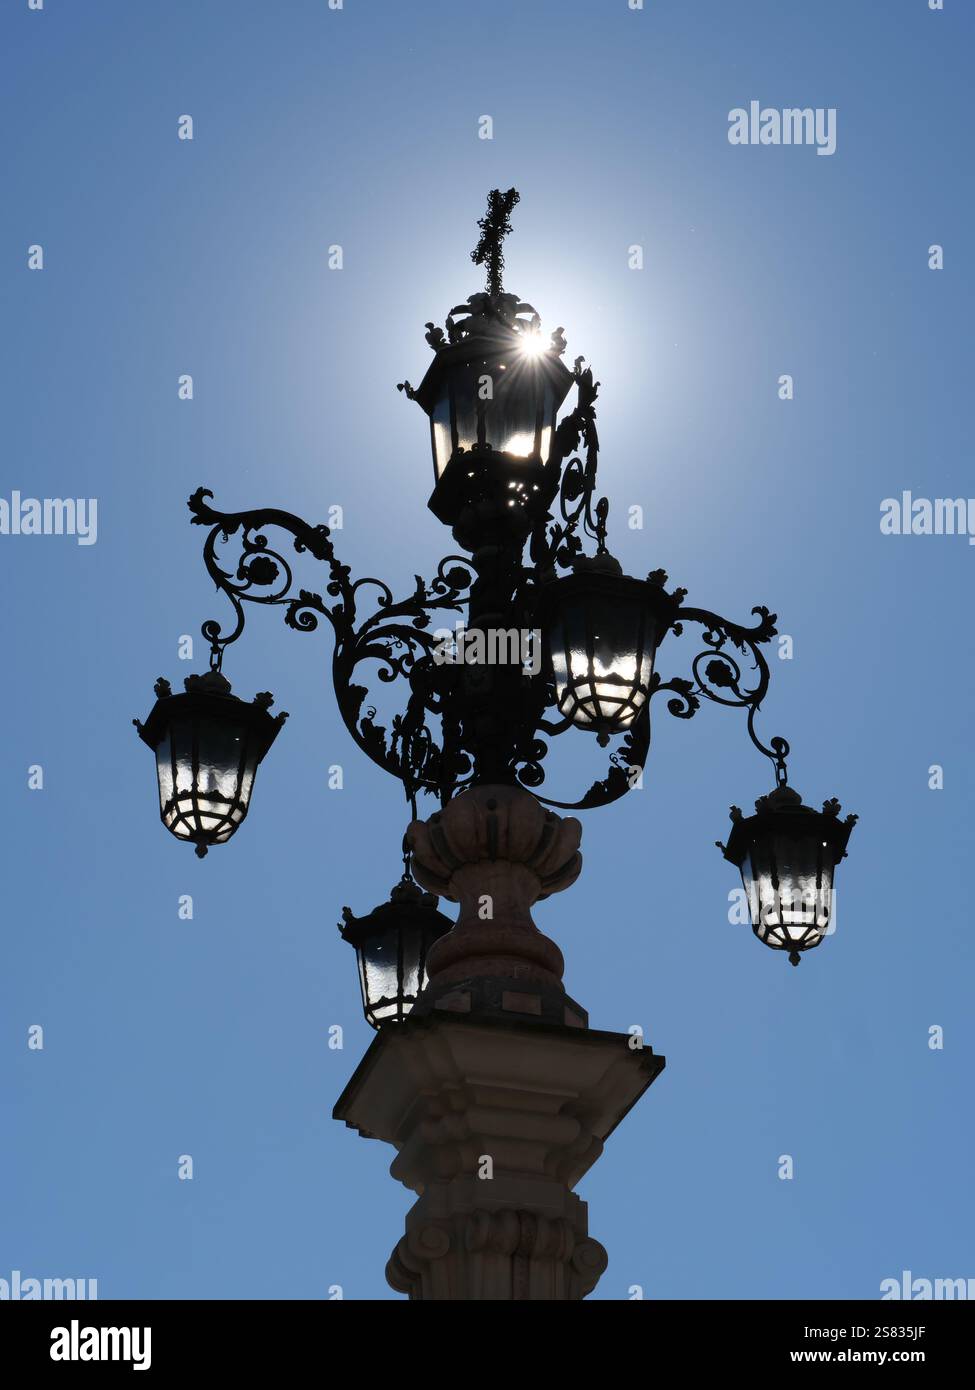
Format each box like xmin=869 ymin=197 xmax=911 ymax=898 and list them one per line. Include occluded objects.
xmin=134 ymin=670 xmax=287 ymax=858
xmin=338 ymin=872 xmax=452 ymax=1029
xmin=135 ymin=186 xmax=857 ymax=941
xmin=133 ymin=187 xmax=862 ymax=1302
xmin=717 ymin=786 xmax=858 ymax=966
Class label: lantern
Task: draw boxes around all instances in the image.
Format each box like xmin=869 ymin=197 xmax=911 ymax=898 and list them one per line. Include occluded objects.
xmin=134 ymin=671 xmax=287 ymax=857
xmin=338 ymin=878 xmax=453 ymax=1028
xmin=406 ymin=293 xmax=575 ymax=525
xmin=538 ymin=558 xmax=677 ymax=741
xmin=717 ymin=786 xmax=857 ymax=965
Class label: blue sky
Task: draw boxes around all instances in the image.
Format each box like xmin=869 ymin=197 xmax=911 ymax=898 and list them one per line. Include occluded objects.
xmin=2 ymin=0 xmax=972 ymax=1299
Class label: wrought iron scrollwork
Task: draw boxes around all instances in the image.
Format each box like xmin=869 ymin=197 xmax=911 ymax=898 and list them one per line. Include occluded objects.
xmin=531 ymin=364 xmax=608 ymax=573
xmin=532 ymin=706 xmax=651 ymax=812
xmin=146 ymin=185 xmax=819 ymax=912
xmin=186 ymin=482 xmax=790 ymax=812
xmin=650 ymin=596 xmax=791 ymax=785
xmin=188 ymin=487 xmax=474 ymax=805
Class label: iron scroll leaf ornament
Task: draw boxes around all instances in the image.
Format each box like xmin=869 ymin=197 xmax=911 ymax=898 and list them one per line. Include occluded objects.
xmin=187 ymin=487 xmax=476 ymax=807
xmin=648 ymin=596 xmax=792 ymax=786
xmin=531 ymin=362 xmax=608 ymax=573
xmin=528 ymin=705 xmax=652 ymax=812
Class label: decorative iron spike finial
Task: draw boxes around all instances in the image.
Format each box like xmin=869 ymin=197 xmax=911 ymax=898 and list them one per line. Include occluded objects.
xmin=471 ymin=188 xmax=520 ymax=299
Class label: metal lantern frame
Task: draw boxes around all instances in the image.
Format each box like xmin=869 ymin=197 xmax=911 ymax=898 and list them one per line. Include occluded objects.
xmin=718 ymin=789 xmax=858 ymax=965
xmin=338 ymin=880 xmax=453 ymax=1028
xmin=134 ymin=671 xmax=287 ymax=858
xmin=534 ymin=565 xmax=683 ymax=743
xmin=407 ymin=300 xmax=576 ymax=526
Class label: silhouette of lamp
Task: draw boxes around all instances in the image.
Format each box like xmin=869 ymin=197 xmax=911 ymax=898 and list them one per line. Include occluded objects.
xmin=399 ymin=188 xmax=574 ymax=527
xmin=717 ymin=786 xmax=857 ymax=965
xmin=134 ymin=671 xmax=287 ymax=858
xmin=339 ymin=878 xmax=452 ymax=1029
xmin=136 ymin=189 xmax=858 ymax=978
xmin=539 ymin=556 xmax=678 ymax=743
xmin=413 ymin=317 xmax=574 ymax=485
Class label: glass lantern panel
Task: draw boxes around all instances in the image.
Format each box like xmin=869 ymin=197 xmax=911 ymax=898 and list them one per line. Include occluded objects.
xmin=361 ymin=928 xmax=402 ymax=1020
xmin=193 ymin=715 xmax=247 ymax=801
xmin=553 ymin=595 xmax=654 ymax=731
xmin=431 ymin=394 xmax=453 ymax=479
xmin=550 ymin=640 xmax=569 ymax=689
xmin=490 ymin=358 xmax=542 ymax=457
xmin=537 ymin=377 xmax=558 ymax=465
xmin=237 ymin=755 xmax=258 ymax=814
xmin=397 ymin=935 xmax=424 ymax=1012
xmin=744 ymin=833 xmax=834 ymax=944
xmin=417 ymin=930 xmax=436 ymax=995
xmin=450 ymin=368 xmax=480 ymax=456
xmin=171 ymin=719 xmax=196 ymax=795
xmin=155 ymin=731 xmax=175 ymax=813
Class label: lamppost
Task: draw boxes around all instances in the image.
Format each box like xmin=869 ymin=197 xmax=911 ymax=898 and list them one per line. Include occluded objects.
xmin=134 ymin=190 xmax=856 ymax=1299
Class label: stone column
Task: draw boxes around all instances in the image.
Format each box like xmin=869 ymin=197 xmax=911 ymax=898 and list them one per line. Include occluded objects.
xmin=332 ymin=784 xmax=664 ymax=1300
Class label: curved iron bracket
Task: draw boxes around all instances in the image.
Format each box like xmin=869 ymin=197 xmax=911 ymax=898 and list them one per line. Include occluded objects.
xmin=650 ymin=598 xmax=791 ymax=785
xmin=530 ymin=364 xmax=609 ymax=574
xmin=188 ymin=487 xmax=474 ymax=805
xmin=186 ymin=480 xmax=791 ymax=813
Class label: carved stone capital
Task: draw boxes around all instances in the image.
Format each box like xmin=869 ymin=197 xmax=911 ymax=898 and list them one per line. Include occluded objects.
xmin=386 ymin=1208 xmax=608 ymax=1301
xmin=386 ymin=1224 xmax=452 ymax=1297
xmin=407 ymin=784 xmax=581 ymax=992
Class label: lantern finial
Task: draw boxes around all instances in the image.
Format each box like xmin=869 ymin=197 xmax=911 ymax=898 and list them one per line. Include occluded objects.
xmin=471 ymin=188 xmax=520 ymax=299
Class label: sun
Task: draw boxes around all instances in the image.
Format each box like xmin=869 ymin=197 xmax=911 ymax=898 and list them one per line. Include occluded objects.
xmin=518 ymin=330 xmax=546 ymax=358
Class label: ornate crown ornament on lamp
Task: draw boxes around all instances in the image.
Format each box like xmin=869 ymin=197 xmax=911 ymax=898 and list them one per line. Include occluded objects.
xmin=136 ymin=187 xmax=856 ymax=991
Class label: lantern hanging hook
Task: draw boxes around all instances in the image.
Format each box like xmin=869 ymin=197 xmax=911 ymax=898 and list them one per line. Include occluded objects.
xmin=745 ymin=704 xmax=790 ymax=788
xmin=769 ymin=734 xmax=790 ymax=787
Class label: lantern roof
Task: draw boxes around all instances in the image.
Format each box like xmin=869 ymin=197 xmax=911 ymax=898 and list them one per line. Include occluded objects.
xmin=718 ymin=785 xmax=858 ymax=869
xmin=338 ymin=877 xmax=452 ymax=949
xmin=134 ymin=670 xmax=287 ymax=755
xmin=534 ymin=560 xmax=685 ymax=633
xmin=406 ymin=292 xmax=575 ymax=420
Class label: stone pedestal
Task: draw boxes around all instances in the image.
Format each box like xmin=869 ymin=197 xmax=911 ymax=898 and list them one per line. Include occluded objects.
xmin=333 ymin=784 xmax=665 ymax=1300
xmin=333 ymin=1012 xmax=664 ymax=1300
